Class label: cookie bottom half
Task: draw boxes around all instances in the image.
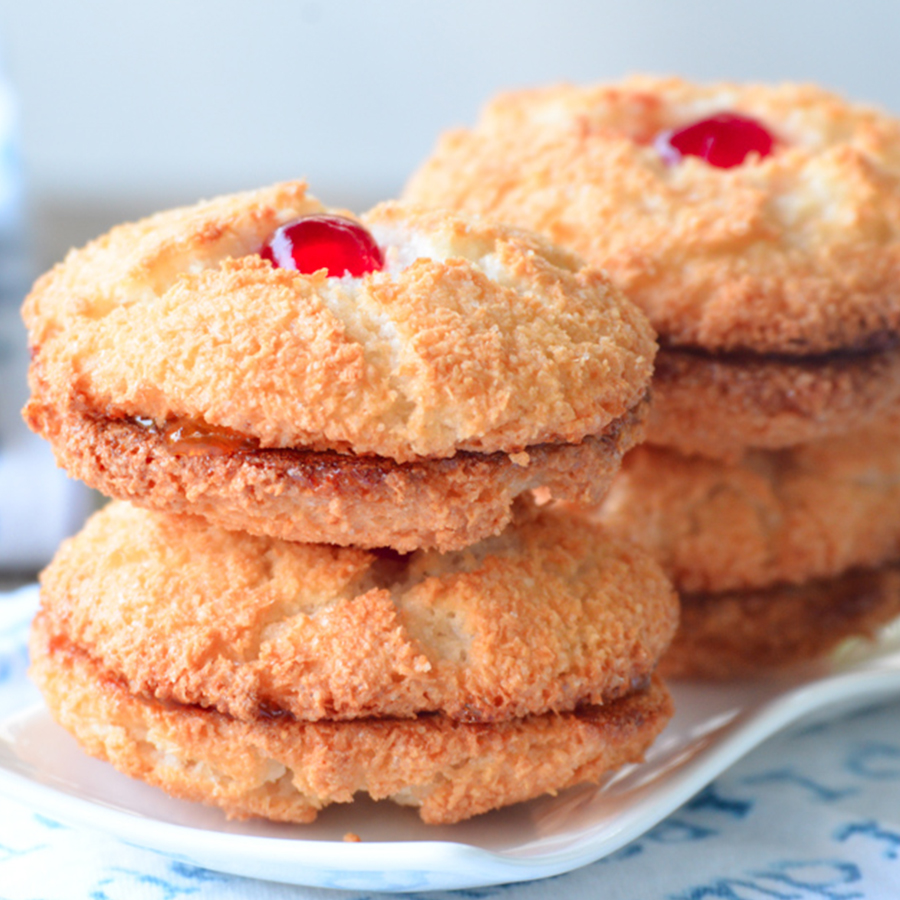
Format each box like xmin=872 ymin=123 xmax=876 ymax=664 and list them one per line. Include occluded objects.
xmin=660 ymin=563 xmax=900 ymax=679
xmin=648 ymin=345 xmax=900 ymax=460
xmin=30 ymin=620 xmax=673 ymax=825
xmin=24 ymin=397 xmax=646 ymax=553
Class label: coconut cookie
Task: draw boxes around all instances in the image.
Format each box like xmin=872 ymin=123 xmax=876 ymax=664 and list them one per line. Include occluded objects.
xmin=404 ymin=76 xmax=900 ymax=454
xmin=30 ymin=616 xmax=673 ymax=825
xmin=36 ymin=500 xmax=678 ymax=724
xmin=594 ymin=422 xmax=900 ymax=595
xmin=659 ymin=564 xmax=900 ymax=679
xmin=23 ymin=181 xmax=655 ymax=550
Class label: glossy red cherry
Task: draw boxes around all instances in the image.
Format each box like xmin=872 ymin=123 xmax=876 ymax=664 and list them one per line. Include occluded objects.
xmin=260 ymin=214 xmax=384 ymax=277
xmin=656 ymin=113 xmax=774 ymax=168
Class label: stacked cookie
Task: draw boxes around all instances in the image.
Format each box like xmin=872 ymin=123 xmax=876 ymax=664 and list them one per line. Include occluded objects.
xmin=23 ymin=180 xmax=678 ymax=822
xmin=405 ymin=76 xmax=900 ymax=677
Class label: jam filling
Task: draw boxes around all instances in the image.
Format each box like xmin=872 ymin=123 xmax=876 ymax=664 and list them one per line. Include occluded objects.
xmin=259 ymin=214 xmax=384 ymax=277
xmin=135 ymin=416 xmax=258 ymax=457
xmin=656 ymin=113 xmax=775 ymax=168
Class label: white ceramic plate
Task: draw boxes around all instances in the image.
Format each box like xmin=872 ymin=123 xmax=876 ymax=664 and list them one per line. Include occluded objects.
xmin=3 ymin=619 xmax=900 ymax=893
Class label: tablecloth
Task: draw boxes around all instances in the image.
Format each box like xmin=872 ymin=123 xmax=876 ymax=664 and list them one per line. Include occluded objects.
xmin=2 ymin=585 xmax=899 ymax=899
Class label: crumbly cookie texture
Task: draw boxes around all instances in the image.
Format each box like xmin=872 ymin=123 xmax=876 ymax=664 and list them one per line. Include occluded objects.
xmin=23 ymin=181 xmax=655 ymax=463
xmin=659 ymin=563 xmax=900 ymax=679
xmin=647 ymin=346 xmax=900 ymax=460
xmin=37 ymin=500 xmax=677 ymax=723
xmin=593 ymin=422 xmax=900 ymax=594
xmin=404 ymin=76 xmax=900 ymax=354
xmin=24 ymin=380 xmax=647 ymax=552
xmin=29 ymin=621 xmax=672 ymax=825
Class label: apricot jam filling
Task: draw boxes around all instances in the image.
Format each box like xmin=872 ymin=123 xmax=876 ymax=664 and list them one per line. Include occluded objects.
xmin=134 ymin=416 xmax=258 ymax=457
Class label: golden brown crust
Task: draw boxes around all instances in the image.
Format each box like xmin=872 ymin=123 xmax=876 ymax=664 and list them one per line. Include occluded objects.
xmin=37 ymin=501 xmax=678 ymax=723
xmin=647 ymin=345 xmax=900 ymax=459
xmin=23 ymin=183 xmax=655 ymax=463
xmin=30 ymin=619 xmax=673 ymax=825
xmin=593 ymin=424 xmax=900 ymax=593
xmin=24 ymin=393 xmax=647 ymax=552
xmin=404 ymin=76 xmax=900 ymax=354
xmin=660 ymin=563 xmax=900 ymax=679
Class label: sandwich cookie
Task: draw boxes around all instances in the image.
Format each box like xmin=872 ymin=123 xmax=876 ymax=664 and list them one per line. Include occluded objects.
xmin=591 ymin=423 xmax=900 ymax=675
xmin=31 ymin=500 xmax=677 ymax=823
xmin=23 ymin=181 xmax=654 ymax=549
xmin=404 ymin=77 xmax=900 ymax=456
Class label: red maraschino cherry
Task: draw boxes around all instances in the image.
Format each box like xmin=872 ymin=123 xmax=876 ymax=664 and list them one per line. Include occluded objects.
xmin=260 ymin=214 xmax=384 ymax=277
xmin=655 ymin=113 xmax=775 ymax=168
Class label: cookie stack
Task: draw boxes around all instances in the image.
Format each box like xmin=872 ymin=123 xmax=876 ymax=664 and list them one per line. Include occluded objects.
xmin=405 ymin=76 xmax=900 ymax=677
xmin=23 ymin=181 xmax=678 ymax=823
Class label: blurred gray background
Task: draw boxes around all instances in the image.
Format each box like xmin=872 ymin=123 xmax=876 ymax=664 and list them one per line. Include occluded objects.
xmin=2 ymin=0 xmax=900 ymax=270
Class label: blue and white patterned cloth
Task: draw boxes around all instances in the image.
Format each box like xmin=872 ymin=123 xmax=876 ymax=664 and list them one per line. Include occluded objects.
xmin=2 ymin=586 xmax=900 ymax=899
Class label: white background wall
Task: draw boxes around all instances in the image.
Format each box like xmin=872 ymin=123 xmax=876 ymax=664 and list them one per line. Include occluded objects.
xmin=2 ymin=0 xmax=900 ymax=218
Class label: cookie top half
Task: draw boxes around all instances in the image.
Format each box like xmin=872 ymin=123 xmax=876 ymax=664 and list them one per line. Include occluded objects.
xmin=37 ymin=500 xmax=677 ymax=724
xmin=24 ymin=180 xmax=655 ymax=463
xmin=596 ymin=420 xmax=900 ymax=594
xmin=404 ymin=76 xmax=900 ymax=354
